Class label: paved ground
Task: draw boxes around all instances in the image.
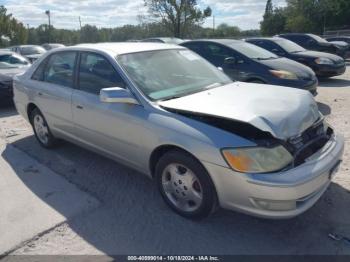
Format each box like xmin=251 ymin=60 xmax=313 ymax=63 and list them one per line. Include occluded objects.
xmin=0 ymin=65 xmax=350 ymax=255
xmin=0 ymin=143 xmax=99 ymax=255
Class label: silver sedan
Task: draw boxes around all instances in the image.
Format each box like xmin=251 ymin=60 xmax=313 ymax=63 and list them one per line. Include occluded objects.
xmin=13 ymin=43 xmax=344 ymax=219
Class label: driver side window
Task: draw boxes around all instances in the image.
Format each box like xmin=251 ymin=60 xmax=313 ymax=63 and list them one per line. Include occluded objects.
xmin=257 ymin=41 xmax=280 ymax=53
xmin=78 ymin=52 xmax=126 ymax=95
xmin=204 ymin=44 xmax=234 ymax=66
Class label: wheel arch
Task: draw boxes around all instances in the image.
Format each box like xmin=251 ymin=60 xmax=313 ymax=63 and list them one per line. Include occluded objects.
xmin=149 ymin=144 xmax=201 ymax=178
xmin=27 ymin=102 xmax=40 ymax=123
xmin=246 ymin=77 xmax=267 ymax=83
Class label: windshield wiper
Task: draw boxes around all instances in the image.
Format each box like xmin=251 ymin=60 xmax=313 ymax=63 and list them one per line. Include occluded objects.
xmin=255 ymin=57 xmax=277 ymax=60
xmin=204 ymin=82 xmax=222 ymax=89
xmin=160 ymin=95 xmax=182 ymax=101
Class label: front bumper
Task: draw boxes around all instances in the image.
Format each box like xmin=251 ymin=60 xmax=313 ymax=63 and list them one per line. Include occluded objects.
xmin=315 ymin=64 xmax=346 ymax=77
xmin=269 ymin=78 xmax=318 ymax=96
xmin=203 ymin=134 xmax=345 ymax=219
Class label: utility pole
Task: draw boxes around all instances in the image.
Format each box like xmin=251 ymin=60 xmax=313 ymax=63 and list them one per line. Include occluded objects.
xmin=45 ymin=10 xmax=51 ymax=43
xmin=213 ymin=15 xmax=215 ymax=33
xmin=79 ymin=16 xmax=82 ymax=30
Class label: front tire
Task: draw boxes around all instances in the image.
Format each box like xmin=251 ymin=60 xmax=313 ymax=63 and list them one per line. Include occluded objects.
xmin=155 ymin=150 xmax=217 ymax=219
xmin=30 ymin=108 xmax=57 ymax=148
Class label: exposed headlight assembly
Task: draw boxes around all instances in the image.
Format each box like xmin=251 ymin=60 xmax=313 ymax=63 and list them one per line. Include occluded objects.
xmin=222 ymin=145 xmax=293 ymax=173
xmin=315 ymin=57 xmax=334 ymax=65
xmin=269 ymin=70 xmax=298 ymax=80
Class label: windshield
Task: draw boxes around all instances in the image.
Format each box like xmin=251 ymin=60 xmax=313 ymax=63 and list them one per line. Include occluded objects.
xmin=309 ymin=34 xmax=328 ymax=43
xmin=0 ymin=54 xmax=29 ymax=66
xmin=0 ymin=61 xmax=19 ymax=69
xmin=231 ymin=42 xmax=278 ymax=60
xmin=21 ymin=46 xmax=46 ymax=55
xmin=117 ymin=49 xmax=232 ymax=101
xmin=275 ymin=39 xmax=306 ymax=53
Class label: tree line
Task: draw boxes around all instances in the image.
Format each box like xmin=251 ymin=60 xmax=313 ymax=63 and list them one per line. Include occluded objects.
xmin=261 ymin=0 xmax=350 ymax=36
xmin=0 ymin=1 xmax=259 ymax=48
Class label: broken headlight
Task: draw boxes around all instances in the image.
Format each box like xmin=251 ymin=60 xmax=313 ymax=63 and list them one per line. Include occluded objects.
xmin=222 ymin=145 xmax=293 ymax=173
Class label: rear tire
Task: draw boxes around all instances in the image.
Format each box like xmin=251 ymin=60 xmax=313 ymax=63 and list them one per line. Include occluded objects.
xmin=155 ymin=150 xmax=218 ymax=219
xmin=30 ymin=108 xmax=57 ymax=148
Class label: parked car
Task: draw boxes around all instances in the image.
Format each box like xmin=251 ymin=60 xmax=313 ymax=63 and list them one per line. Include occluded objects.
xmin=141 ymin=37 xmax=184 ymax=44
xmin=325 ymin=39 xmax=350 ymax=59
xmin=11 ymin=45 xmax=46 ymax=63
xmin=326 ymin=36 xmax=350 ymax=44
xmin=278 ymin=33 xmax=347 ymax=58
xmin=246 ymin=37 xmax=346 ymax=78
xmin=42 ymin=43 xmax=65 ymax=51
xmin=181 ymin=39 xmax=318 ymax=95
xmin=13 ymin=43 xmax=344 ymax=219
xmin=0 ymin=51 xmax=30 ymax=105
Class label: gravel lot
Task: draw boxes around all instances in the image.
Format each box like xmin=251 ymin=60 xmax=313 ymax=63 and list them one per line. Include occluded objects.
xmin=0 ymin=65 xmax=350 ymax=255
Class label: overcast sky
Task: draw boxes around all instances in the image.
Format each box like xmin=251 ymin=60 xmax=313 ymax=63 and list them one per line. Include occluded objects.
xmin=3 ymin=0 xmax=287 ymax=30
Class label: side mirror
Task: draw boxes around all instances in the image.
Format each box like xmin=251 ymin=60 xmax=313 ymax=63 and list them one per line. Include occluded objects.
xmin=224 ymin=57 xmax=236 ymax=64
xmin=100 ymin=87 xmax=139 ymax=105
xmin=307 ymin=39 xmax=316 ymax=46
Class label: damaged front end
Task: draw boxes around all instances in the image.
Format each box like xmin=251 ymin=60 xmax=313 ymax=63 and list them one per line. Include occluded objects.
xmin=284 ymin=118 xmax=334 ymax=167
xmin=163 ymin=107 xmax=334 ymax=172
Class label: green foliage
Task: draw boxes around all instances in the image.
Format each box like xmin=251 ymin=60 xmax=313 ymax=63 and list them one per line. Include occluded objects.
xmin=1 ymin=3 xmax=260 ymax=47
xmin=260 ymin=0 xmax=350 ymax=36
xmin=0 ymin=5 xmax=28 ymax=46
xmin=261 ymin=7 xmax=286 ymax=36
xmin=144 ymin=0 xmax=212 ymax=38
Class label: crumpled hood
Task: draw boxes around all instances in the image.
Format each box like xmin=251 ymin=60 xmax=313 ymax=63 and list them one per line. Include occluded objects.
xmin=159 ymin=82 xmax=321 ymax=140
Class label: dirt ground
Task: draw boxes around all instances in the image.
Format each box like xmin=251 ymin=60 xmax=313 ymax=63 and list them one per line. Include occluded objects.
xmin=0 ymin=65 xmax=350 ymax=255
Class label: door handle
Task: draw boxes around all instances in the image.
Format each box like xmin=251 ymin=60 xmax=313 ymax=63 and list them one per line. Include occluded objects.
xmin=76 ymin=105 xmax=84 ymax=109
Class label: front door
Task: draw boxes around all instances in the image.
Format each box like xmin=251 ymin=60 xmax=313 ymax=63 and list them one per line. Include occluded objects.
xmin=71 ymin=51 xmax=145 ymax=168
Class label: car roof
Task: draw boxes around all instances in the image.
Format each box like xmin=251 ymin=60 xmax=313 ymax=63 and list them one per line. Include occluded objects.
xmin=327 ymin=36 xmax=350 ymax=39
xmin=146 ymin=37 xmax=181 ymax=40
xmin=246 ymin=37 xmax=282 ymax=42
xmin=0 ymin=50 xmax=15 ymax=55
xmin=43 ymin=43 xmax=65 ymax=46
xmin=182 ymin=39 xmax=243 ymax=45
xmin=17 ymin=45 xmax=42 ymax=47
xmin=72 ymin=42 xmax=185 ymax=55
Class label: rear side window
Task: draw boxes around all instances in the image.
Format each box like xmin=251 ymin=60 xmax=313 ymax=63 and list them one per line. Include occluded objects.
xmin=31 ymin=60 xmax=47 ymax=81
xmin=256 ymin=41 xmax=280 ymax=52
xmin=78 ymin=52 xmax=126 ymax=95
xmin=43 ymin=52 xmax=77 ymax=87
xmin=32 ymin=52 xmax=76 ymax=86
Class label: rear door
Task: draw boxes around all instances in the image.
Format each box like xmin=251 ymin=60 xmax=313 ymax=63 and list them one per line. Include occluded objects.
xmin=29 ymin=51 xmax=77 ymax=136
